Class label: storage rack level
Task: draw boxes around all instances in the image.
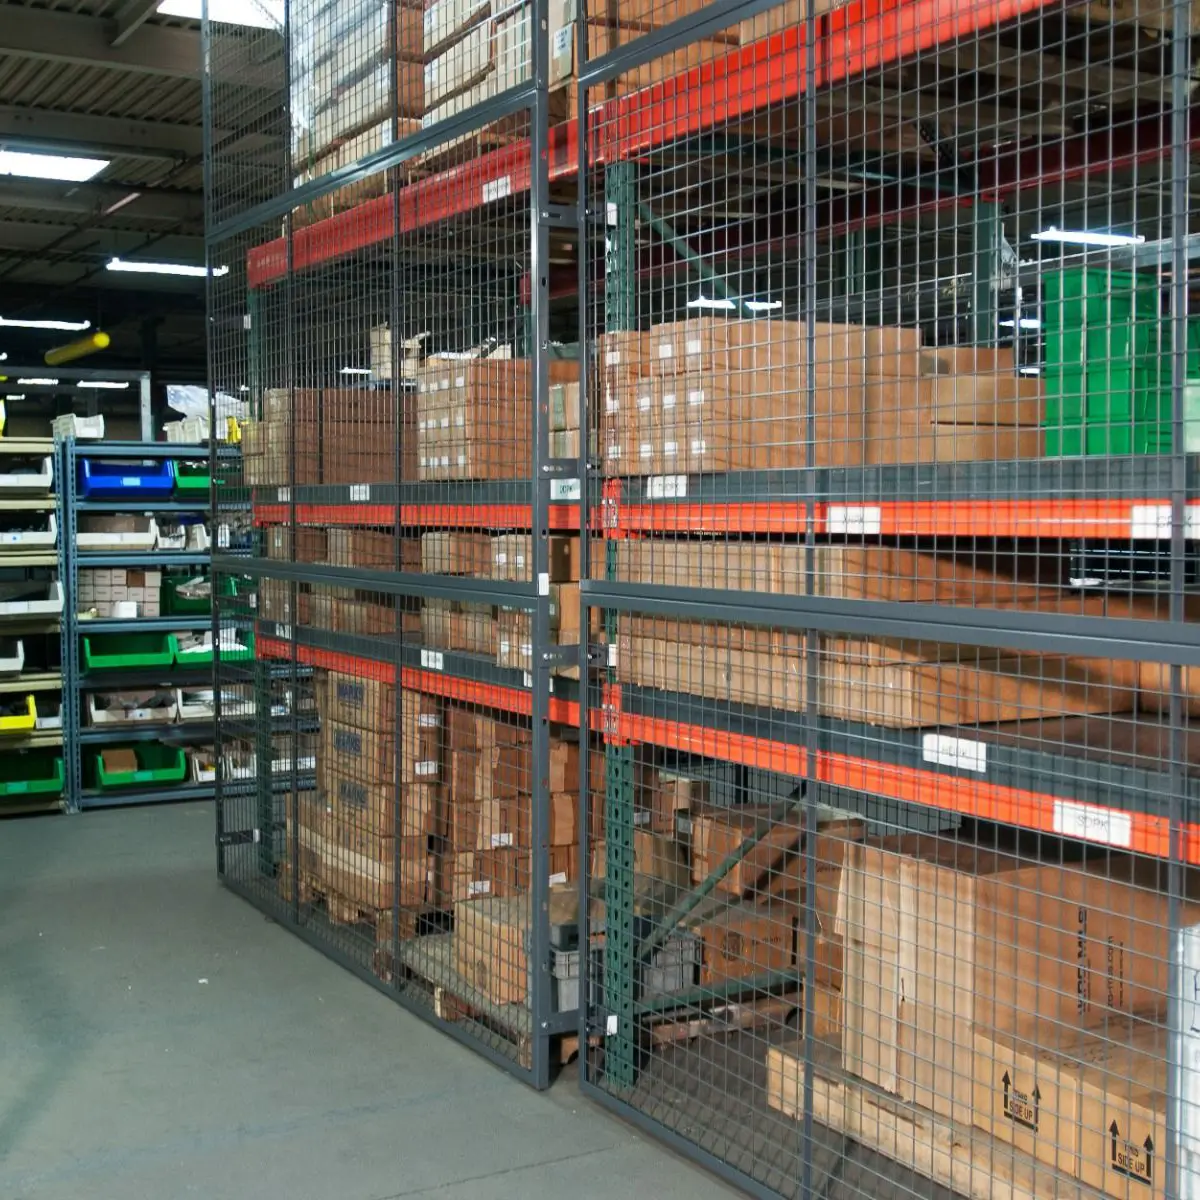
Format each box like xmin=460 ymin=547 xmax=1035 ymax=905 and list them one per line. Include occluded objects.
xmin=0 ymin=436 xmax=63 ymax=814
xmin=60 ymin=437 xmax=228 ymax=811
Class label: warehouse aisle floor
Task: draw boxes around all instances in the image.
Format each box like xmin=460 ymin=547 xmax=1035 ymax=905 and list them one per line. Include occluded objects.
xmin=0 ymin=802 xmax=739 ymax=1200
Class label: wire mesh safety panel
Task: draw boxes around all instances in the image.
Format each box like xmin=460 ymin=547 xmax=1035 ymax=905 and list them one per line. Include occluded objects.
xmin=576 ymin=0 xmax=1200 ymax=1196
xmin=204 ymin=0 xmax=579 ymax=1085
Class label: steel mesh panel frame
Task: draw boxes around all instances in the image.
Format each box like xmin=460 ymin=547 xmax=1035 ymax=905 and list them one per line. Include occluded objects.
xmin=575 ymin=0 xmax=1200 ymax=1197
xmin=205 ymin=0 xmax=577 ymax=1087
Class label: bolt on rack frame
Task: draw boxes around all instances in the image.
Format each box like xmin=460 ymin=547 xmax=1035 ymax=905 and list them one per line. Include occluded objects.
xmin=573 ymin=1 xmax=1200 ymax=1200
xmin=204 ymin=0 xmax=579 ymax=1086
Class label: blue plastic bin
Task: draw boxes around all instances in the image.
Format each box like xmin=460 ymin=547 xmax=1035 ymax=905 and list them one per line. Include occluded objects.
xmin=78 ymin=458 xmax=175 ymax=500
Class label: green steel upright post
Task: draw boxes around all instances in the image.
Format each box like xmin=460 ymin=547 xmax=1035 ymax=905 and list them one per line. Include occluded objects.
xmin=603 ymin=160 xmax=639 ymax=1089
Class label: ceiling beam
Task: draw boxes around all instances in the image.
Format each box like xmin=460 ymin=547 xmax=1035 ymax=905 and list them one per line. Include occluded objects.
xmin=110 ymin=0 xmax=162 ymax=48
xmin=0 ymin=8 xmax=279 ymax=84
xmin=0 ymin=219 xmax=204 ymax=256
xmin=0 ymin=180 xmax=203 ymax=224
xmin=0 ymin=104 xmax=200 ymax=160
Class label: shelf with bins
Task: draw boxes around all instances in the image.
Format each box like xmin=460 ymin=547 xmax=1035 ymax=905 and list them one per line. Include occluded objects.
xmin=61 ymin=436 xmax=222 ymax=811
xmin=0 ymin=435 xmax=63 ymax=810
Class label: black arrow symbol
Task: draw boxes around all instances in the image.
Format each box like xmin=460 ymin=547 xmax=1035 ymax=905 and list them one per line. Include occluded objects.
xmin=1001 ymin=1072 xmax=1039 ymax=1130
xmin=1112 ymin=1120 xmax=1121 ymax=1170
xmin=1031 ymin=1084 xmax=1041 ymax=1130
xmin=1144 ymin=1135 xmax=1154 ymax=1186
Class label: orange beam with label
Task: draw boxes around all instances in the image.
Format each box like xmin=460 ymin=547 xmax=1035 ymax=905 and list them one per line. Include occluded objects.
xmin=253 ymin=503 xmax=581 ymax=531
xmin=614 ymin=709 xmax=1200 ymax=865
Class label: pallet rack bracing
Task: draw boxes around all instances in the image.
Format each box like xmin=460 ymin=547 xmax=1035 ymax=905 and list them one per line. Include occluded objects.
xmin=205 ymin=0 xmax=575 ymax=1086
xmin=205 ymin=0 xmax=1200 ymax=1195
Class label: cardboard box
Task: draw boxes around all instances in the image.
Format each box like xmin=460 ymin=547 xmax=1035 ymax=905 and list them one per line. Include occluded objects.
xmin=549 ymin=791 xmax=578 ymax=846
xmin=453 ymin=848 xmax=530 ymax=903
xmin=476 ymin=794 xmax=530 ymax=850
xmin=549 ymin=380 xmax=580 ymax=432
xmin=424 ymin=0 xmax=490 ymax=56
xmin=421 ymin=531 xmax=493 ymax=576
xmin=691 ymin=806 xmax=803 ymax=897
xmin=695 ymin=900 xmax=796 ymax=985
xmin=591 ymin=830 xmax=689 ymax=887
xmin=455 ymin=896 xmax=529 ymax=1005
xmin=324 ymin=772 xmax=443 ymax=840
xmin=450 ymin=604 xmax=497 ymax=656
xmin=548 ymin=740 xmax=580 ymax=793
xmin=491 ymin=535 xmax=579 ymax=583
xmin=321 ymin=672 xmax=395 ymax=731
xmin=971 ymin=1029 xmax=1081 ymax=1176
xmin=838 ymin=836 xmax=1199 ymax=1125
xmin=821 ymin=654 xmax=1135 ymax=728
xmin=475 ymin=743 xmax=531 ymax=802
xmin=319 ymin=822 xmax=431 ymax=910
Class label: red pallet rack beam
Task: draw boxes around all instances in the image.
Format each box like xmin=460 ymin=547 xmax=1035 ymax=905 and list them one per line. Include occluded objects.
xmin=252 ymin=501 xmax=582 ymax=531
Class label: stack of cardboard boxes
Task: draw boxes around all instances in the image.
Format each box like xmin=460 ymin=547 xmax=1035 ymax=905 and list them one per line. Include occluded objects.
xmin=290 ymin=0 xmax=425 ymax=225
xmin=77 ymin=568 xmax=162 ymax=619
xmin=598 ymin=318 xmax=1044 ymax=473
xmin=823 ymin=833 xmax=1194 ymax=1199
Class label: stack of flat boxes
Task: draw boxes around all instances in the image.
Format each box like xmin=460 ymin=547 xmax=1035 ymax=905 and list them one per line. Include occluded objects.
xmin=290 ymin=0 xmax=425 ymax=226
xmin=313 ymin=670 xmax=447 ymax=914
xmin=77 ymin=568 xmax=162 ymax=619
xmin=597 ymin=318 xmax=1044 ymax=474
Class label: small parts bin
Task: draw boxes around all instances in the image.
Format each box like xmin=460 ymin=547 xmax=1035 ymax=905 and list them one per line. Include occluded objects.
xmin=0 ymin=695 xmax=38 ymax=733
xmin=0 ymin=455 xmax=53 ymax=495
xmin=92 ymin=744 xmax=187 ymax=789
xmin=0 ymin=750 xmax=64 ymax=797
xmin=0 ymin=512 xmax=57 ymax=551
xmin=78 ymin=458 xmax=174 ymax=500
xmin=81 ymin=632 xmax=176 ymax=671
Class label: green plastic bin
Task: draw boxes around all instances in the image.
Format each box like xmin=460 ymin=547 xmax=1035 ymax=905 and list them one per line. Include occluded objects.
xmin=81 ymin=632 xmax=177 ymax=671
xmin=1042 ymin=266 xmax=1172 ymax=456
xmin=174 ymin=628 xmax=254 ymax=668
xmin=172 ymin=460 xmax=211 ymax=494
xmin=92 ymin=743 xmax=187 ymax=789
xmin=162 ymin=574 xmax=212 ymax=616
xmin=0 ymin=750 xmax=63 ymax=797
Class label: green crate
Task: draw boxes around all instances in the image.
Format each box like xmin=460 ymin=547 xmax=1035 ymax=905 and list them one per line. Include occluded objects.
xmin=174 ymin=628 xmax=254 ymax=668
xmin=172 ymin=460 xmax=211 ymax=493
xmin=0 ymin=749 xmax=63 ymax=796
xmin=1042 ymin=267 xmax=1174 ymax=455
xmin=92 ymin=743 xmax=188 ymax=789
xmin=81 ymin=632 xmax=177 ymax=671
xmin=161 ymin=574 xmax=212 ymax=616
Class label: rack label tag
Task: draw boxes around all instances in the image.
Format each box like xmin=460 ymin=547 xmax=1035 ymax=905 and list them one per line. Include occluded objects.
xmin=277 ymin=487 xmax=290 ymax=503
xmin=550 ymin=478 xmax=580 ymax=502
xmin=828 ymin=505 xmax=882 ymax=535
xmin=349 ymin=485 xmax=370 ymax=502
xmin=420 ymin=649 xmax=444 ymax=671
xmin=482 ymin=175 xmax=512 ymax=204
xmin=1130 ymin=505 xmax=1172 ymax=539
xmin=647 ymin=475 xmax=687 ymax=499
xmin=1052 ymin=799 xmax=1133 ymax=848
xmin=922 ymin=734 xmax=986 ymax=773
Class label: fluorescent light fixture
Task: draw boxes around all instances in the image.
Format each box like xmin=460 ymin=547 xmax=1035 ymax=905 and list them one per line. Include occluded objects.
xmin=76 ymin=381 xmax=130 ymax=390
xmin=687 ymin=296 xmax=736 ymax=311
xmin=1031 ymin=226 xmax=1145 ymax=248
xmin=157 ymin=0 xmax=284 ymax=29
xmin=1019 ymin=366 xmax=1042 ymax=376
xmin=1000 ymin=317 xmax=1042 ymax=330
xmin=745 ymin=300 xmax=783 ymax=313
xmin=0 ymin=353 xmax=6 ymax=362
xmin=6 ymin=394 xmax=25 ymax=400
xmin=0 ymin=316 xmax=90 ymax=331
xmin=0 ymin=149 xmax=108 ymax=182
xmin=239 ymin=385 xmax=250 ymax=393
xmin=18 ymin=378 xmax=59 ymax=385
xmin=107 ymin=258 xmax=228 ymax=278
xmin=339 ymin=367 xmax=372 ymax=376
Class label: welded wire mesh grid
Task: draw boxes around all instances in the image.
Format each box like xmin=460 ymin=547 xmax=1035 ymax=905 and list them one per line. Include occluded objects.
xmin=205 ymin=0 xmax=580 ymax=1081
xmin=577 ymin=0 xmax=1200 ymax=1195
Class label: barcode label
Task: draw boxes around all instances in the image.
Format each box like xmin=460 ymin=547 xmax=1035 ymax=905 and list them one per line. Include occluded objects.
xmin=1131 ymin=504 xmax=1171 ymax=538
xmin=482 ymin=175 xmax=512 ymax=203
xmin=468 ymin=880 xmax=491 ymax=897
xmin=276 ymin=624 xmax=292 ymax=641
xmin=828 ymin=505 xmax=882 ymax=535
xmin=420 ymin=649 xmax=444 ymax=671
xmin=647 ymin=475 xmax=687 ymax=499
xmin=922 ymin=734 xmax=986 ymax=773
xmin=277 ymin=487 xmax=290 ymax=502
xmin=548 ymin=872 xmax=568 ymax=886
xmin=349 ymin=485 xmax=370 ymax=502
xmin=550 ymin=478 xmax=581 ymax=501
xmin=414 ymin=761 xmax=437 ymax=777
xmin=1052 ymin=799 xmax=1133 ymax=848
xmin=490 ymin=833 xmax=514 ymax=848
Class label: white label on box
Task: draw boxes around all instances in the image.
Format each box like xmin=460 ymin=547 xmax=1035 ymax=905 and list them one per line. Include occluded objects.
xmin=277 ymin=487 xmax=291 ymax=503
xmin=922 ymin=733 xmax=986 ymax=773
xmin=482 ymin=175 xmax=512 ymax=203
xmin=419 ymin=455 xmax=428 ymax=468
xmin=548 ymin=871 xmax=568 ymax=886
xmin=633 ymin=810 xmax=650 ymax=825
xmin=639 ymin=442 xmax=653 ymax=459
xmin=677 ymin=817 xmax=694 ymax=836
xmin=468 ymin=880 xmax=491 ymax=897
xmin=420 ymin=649 xmax=444 ymax=671
xmin=550 ymin=479 xmax=580 ymax=501
xmin=663 ymin=440 xmax=678 ymax=456
xmin=538 ymin=571 xmax=550 ymax=596
xmin=687 ymin=389 xmax=704 ymax=406
xmin=418 ymin=714 xmax=440 ymax=727
xmin=690 ymin=440 xmax=706 ymax=455
xmin=1131 ymin=504 xmax=1172 ymax=539
xmin=608 ymin=643 xmax=618 ymax=668
xmin=490 ymin=832 xmax=514 ymax=848
xmin=1176 ymin=926 xmax=1200 ymax=1158
xmin=349 ymin=485 xmax=370 ymax=502
xmin=647 ymin=475 xmax=687 ymax=499
xmin=685 ymin=338 xmax=702 ymax=355
xmin=521 ymin=642 xmax=532 ymax=658
xmin=496 ymin=552 xmax=508 ymax=565
xmin=414 ymin=761 xmax=438 ymax=777
xmin=657 ymin=344 xmax=673 ymax=359
xmin=515 ymin=554 xmax=526 ymax=568
xmin=828 ymin=505 xmax=882 ymax=535
xmin=1052 ymin=799 xmax=1133 ymax=848
xmin=552 ymin=25 xmax=571 ymax=53
xmin=605 ymin=350 xmax=619 ymax=367
xmin=499 ymin=639 xmax=511 ymax=656
xmin=441 ymin=456 xmax=451 ymax=468
xmin=606 ymin=1013 xmax=619 ymax=1036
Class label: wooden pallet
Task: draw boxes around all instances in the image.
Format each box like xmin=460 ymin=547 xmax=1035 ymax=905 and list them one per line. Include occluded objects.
xmin=766 ymin=1043 xmax=1080 ymax=1200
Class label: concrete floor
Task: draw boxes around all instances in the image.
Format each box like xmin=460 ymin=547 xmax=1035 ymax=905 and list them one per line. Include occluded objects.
xmin=0 ymin=802 xmax=741 ymax=1200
